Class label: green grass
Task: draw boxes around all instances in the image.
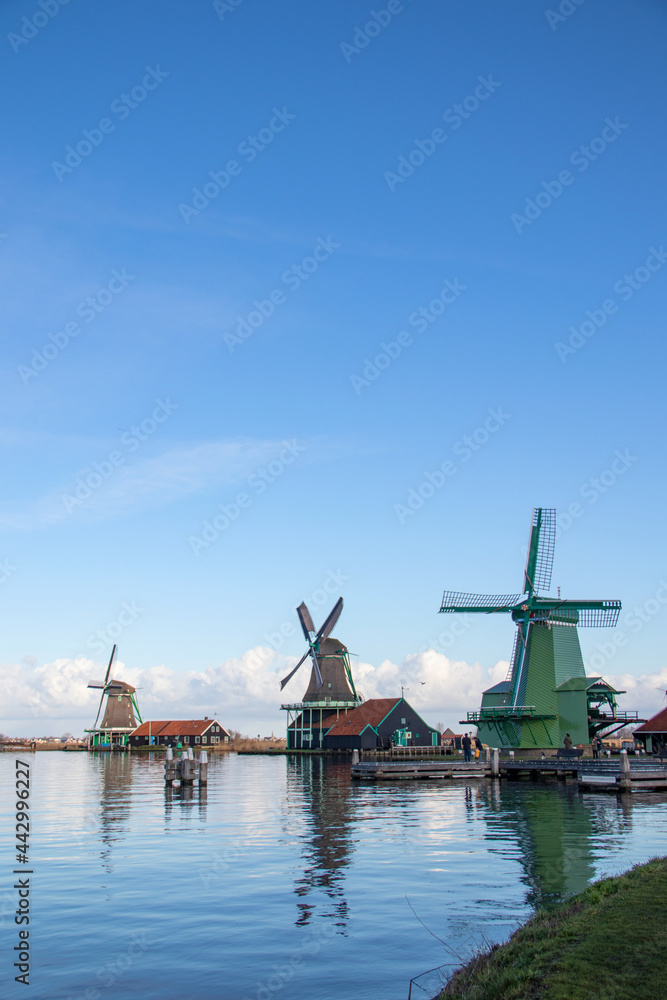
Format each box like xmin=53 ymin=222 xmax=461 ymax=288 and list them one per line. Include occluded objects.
xmin=438 ymin=857 xmax=667 ymax=1000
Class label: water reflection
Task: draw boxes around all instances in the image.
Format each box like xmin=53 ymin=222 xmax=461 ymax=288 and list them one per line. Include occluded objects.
xmin=286 ymin=756 xmax=356 ymax=930
xmin=484 ymin=782 xmax=639 ymax=908
xmin=91 ymin=752 xmax=134 ymax=871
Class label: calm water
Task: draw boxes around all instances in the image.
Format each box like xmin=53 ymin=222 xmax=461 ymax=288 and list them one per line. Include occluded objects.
xmin=2 ymin=752 xmax=667 ymax=1000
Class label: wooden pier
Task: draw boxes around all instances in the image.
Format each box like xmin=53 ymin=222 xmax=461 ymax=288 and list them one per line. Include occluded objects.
xmin=351 ymin=750 xmax=667 ymax=792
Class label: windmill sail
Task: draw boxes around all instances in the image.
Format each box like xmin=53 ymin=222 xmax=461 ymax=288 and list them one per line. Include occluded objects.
xmin=440 ymin=592 xmax=525 ymax=613
xmin=524 ymin=507 xmax=556 ymax=595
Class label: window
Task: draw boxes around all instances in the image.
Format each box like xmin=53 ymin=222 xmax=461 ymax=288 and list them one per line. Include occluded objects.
xmin=195 ymin=736 xmax=201 ymax=743
xmin=401 ymin=718 xmax=406 ymax=724
xmin=183 ymin=736 xmax=189 ymax=744
xmin=224 ymin=735 xmax=229 ymax=743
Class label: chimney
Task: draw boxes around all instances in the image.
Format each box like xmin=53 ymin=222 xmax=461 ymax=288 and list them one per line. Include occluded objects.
xmin=204 ymin=716 xmax=208 ymax=720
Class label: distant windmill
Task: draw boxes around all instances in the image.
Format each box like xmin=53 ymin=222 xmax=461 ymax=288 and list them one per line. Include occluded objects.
xmin=87 ymin=645 xmax=142 ymax=747
xmin=440 ymin=508 xmax=626 ymax=749
xmin=279 ymin=597 xmax=361 ymax=749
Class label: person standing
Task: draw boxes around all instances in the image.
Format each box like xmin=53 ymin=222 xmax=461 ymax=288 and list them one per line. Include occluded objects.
xmin=592 ymin=735 xmax=602 ymax=759
xmin=474 ymin=735 xmax=482 ymax=759
xmin=563 ymin=733 xmax=573 ymax=751
xmin=462 ymin=732 xmax=472 ymax=763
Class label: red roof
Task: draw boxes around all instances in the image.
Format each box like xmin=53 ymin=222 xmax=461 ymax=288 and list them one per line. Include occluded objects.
xmin=132 ymin=719 xmax=223 ymax=737
xmin=321 ymin=698 xmax=400 ymax=737
xmin=634 ymin=707 xmax=667 ymax=734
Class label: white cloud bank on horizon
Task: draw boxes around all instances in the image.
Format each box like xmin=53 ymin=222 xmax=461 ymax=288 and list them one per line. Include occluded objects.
xmin=2 ymin=649 xmax=666 ymax=738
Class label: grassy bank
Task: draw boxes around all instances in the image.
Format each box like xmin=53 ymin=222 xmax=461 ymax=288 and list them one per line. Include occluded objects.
xmin=438 ymin=857 xmax=667 ymax=1000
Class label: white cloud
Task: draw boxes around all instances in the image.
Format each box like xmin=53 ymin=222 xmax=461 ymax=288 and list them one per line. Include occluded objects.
xmin=604 ymin=667 xmax=667 ymax=723
xmin=3 ymin=650 xmax=664 ymax=739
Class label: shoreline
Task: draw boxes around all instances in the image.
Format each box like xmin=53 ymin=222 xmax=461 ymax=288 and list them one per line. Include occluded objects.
xmin=435 ymin=856 xmax=667 ymax=999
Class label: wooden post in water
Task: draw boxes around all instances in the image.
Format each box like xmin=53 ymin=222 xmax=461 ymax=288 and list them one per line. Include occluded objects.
xmin=351 ymin=749 xmax=359 ymax=765
xmin=619 ymin=749 xmax=632 ymax=792
xmin=181 ymin=755 xmax=193 ymax=785
xmin=165 ymin=746 xmax=176 ymax=786
xmin=198 ymin=750 xmax=208 ymax=785
xmin=491 ymin=748 xmax=500 ymax=778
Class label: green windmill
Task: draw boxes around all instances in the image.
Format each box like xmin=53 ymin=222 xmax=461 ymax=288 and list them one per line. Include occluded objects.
xmin=440 ymin=508 xmax=635 ymax=749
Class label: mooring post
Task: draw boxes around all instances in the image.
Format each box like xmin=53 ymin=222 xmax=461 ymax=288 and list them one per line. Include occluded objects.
xmin=198 ymin=750 xmax=208 ymax=785
xmin=181 ymin=755 xmax=193 ymax=785
xmin=351 ymin=749 xmax=359 ymax=765
xmin=619 ymin=749 xmax=632 ymax=792
xmin=485 ymin=747 xmax=491 ymax=764
xmin=165 ymin=745 xmax=175 ymax=785
xmin=491 ymin=748 xmax=500 ymax=778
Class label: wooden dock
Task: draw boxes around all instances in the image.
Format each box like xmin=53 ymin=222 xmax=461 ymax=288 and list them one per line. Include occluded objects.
xmin=351 ymin=753 xmax=667 ymax=792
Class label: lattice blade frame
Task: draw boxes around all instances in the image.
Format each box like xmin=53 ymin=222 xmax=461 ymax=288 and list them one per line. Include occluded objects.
xmin=440 ymin=591 xmax=525 ymax=613
xmin=538 ymin=602 xmax=621 ymax=628
xmin=524 ymin=508 xmax=556 ymax=595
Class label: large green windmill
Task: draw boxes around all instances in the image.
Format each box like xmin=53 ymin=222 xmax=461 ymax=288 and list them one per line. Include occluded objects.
xmin=440 ymin=508 xmax=630 ymax=749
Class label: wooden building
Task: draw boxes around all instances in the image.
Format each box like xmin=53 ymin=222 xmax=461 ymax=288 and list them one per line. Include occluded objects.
xmin=632 ymin=707 xmax=667 ymax=754
xmin=287 ymin=697 xmax=439 ymax=751
xmin=129 ymin=718 xmax=230 ymax=748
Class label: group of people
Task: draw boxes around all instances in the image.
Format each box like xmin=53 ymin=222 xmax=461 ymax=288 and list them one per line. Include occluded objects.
xmin=461 ymin=732 xmax=482 ymax=762
xmin=563 ymin=732 xmax=605 ymax=757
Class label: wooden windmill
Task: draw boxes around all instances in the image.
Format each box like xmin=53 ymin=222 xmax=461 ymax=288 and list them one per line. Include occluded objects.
xmin=85 ymin=645 xmax=142 ymax=750
xmin=280 ymin=598 xmax=361 ymax=748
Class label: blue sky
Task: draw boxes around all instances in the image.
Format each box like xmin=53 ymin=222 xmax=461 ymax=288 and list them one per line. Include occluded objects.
xmin=1 ymin=0 xmax=666 ymax=734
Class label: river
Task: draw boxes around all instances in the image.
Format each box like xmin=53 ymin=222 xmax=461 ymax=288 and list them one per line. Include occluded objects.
xmin=2 ymin=751 xmax=666 ymax=1000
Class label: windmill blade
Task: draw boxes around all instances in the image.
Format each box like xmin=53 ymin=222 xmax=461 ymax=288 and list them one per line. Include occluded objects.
xmin=296 ymin=602 xmax=316 ymax=642
xmin=317 ymin=597 xmax=344 ymax=642
xmin=92 ymin=688 xmax=106 ymax=729
xmin=539 ymin=601 xmax=621 ymax=628
xmin=309 ymin=647 xmax=324 ymax=689
xmin=280 ymin=649 xmax=310 ymax=691
xmin=87 ymin=680 xmax=106 ymax=689
xmin=103 ymin=644 xmax=117 ymax=686
xmin=440 ymin=592 xmax=525 ymax=613
xmin=523 ymin=508 xmax=556 ymax=595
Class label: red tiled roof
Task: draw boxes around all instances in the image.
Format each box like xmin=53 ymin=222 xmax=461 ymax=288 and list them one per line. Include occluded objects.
xmin=634 ymin=707 xmax=667 ymax=734
xmin=131 ymin=719 xmax=222 ymax=737
xmin=322 ymin=698 xmax=400 ymax=737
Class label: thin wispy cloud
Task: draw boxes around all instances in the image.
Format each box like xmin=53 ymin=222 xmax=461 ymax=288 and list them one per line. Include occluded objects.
xmin=0 ymin=434 xmax=369 ymax=530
